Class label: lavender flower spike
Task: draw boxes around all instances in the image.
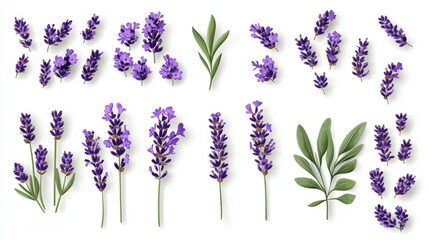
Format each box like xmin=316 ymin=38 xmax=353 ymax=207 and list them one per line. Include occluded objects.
xmin=378 ymin=15 xmax=412 ymax=47
xmin=39 ymin=60 xmax=52 ymax=88
xmin=395 ymin=206 xmax=409 ymax=231
xmin=20 ymin=113 xmax=35 ymax=144
xmin=326 ymin=31 xmax=341 ymax=69
xmin=118 ymin=22 xmax=140 ymax=50
xmin=380 ymin=62 xmax=403 ymax=104
xmin=250 ymin=23 xmax=278 ymax=50
xmin=81 ymin=50 xmax=103 ymax=83
xmin=369 ymin=168 xmax=385 ymax=198
xmin=131 ymin=56 xmax=151 ymax=86
xmin=374 ymin=125 xmax=394 ymax=165
xmin=352 ymin=38 xmax=370 ymax=81
xmin=394 ymin=174 xmax=415 ymax=197
xmin=397 ymin=139 xmax=412 ymax=164
xmin=252 ymin=55 xmax=277 ymax=83
xmin=314 ymin=10 xmax=336 ymax=40
xmin=35 ymin=144 xmax=48 ymax=209
xmin=82 ymin=14 xmax=100 ymax=43
xmin=15 ymin=54 xmax=29 ymax=78
xmin=295 ymin=35 xmax=318 ymax=68
xmin=396 ymin=113 xmax=407 ymax=135
xmin=53 ymin=49 xmax=78 ymax=81
xmin=43 ymin=20 xmax=72 ymax=52
xmin=142 ymin=12 xmax=165 ymax=63
xmin=159 ymin=54 xmax=182 ymax=86
xmin=374 ymin=204 xmax=396 ymax=228
xmin=113 ymin=48 xmax=133 ymax=77
xmin=50 ymin=109 xmax=64 ymax=207
xmin=14 ymin=17 xmax=32 ymax=51
xmin=314 ymin=72 xmax=328 ymax=94
xmin=246 ymin=100 xmax=275 ymax=220
xmin=55 ymin=151 xmax=76 ymax=213
xmin=13 ymin=163 xmax=29 ymax=183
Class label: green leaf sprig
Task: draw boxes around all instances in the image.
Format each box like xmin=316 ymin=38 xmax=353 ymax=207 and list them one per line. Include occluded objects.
xmin=14 ymin=174 xmax=45 ymax=213
xmin=54 ymin=168 xmax=75 ymax=213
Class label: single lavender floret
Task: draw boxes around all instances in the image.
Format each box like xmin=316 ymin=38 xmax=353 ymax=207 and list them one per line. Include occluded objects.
xmin=251 ymin=55 xmax=277 ymax=83
xmin=131 ymin=56 xmax=151 ymax=86
xmin=378 ymin=15 xmax=412 ymax=47
xmin=53 ymin=49 xmax=78 ymax=81
xmin=14 ymin=17 xmax=32 ymax=51
xmin=396 ymin=113 xmax=407 ymax=135
xmin=81 ymin=49 xmax=103 ymax=83
xmin=159 ymin=55 xmax=182 ymax=86
xmin=118 ymin=22 xmax=139 ymax=50
xmin=13 ymin=163 xmax=29 ymax=183
xmin=369 ymin=168 xmax=385 ymax=198
xmin=397 ymin=139 xmax=412 ymax=163
xmin=295 ymin=35 xmax=318 ymax=68
xmin=374 ymin=125 xmax=394 ymax=165
xmin=374 ymin=204 xmax=396 ymax=228
xmin=394 ymin=174 xmax=415 ymax=197
xmin=15 ymin=54 xmax=29 ymax=78
xmin=35 ymin=145 xmax=48 ymax=175
xmin=249 ymin=23 xmax=278 ymax=50
xmin=82 ymin=14 xmax=100 ymax=42
xmin=380 ymin=62 xmax=403 ymax=104
xmin=142 ymin=12 xmax=165 ymax=63
xmin=39 ymin=60 xmax=52 ymax=88
xmin=113 ymin=48 xmax=133 ymax=77
xmin=326 ymin=31 xmax=341 ymax=69
xmin=395 ymin=206 xmax=409 ymax=231
xmin=352 ymin=38 xmax=369 ymax=81
xmin=314 ymin=72 xmax=328 ymax=94
xmin=314 ymin=10 xmax=336 ymax=40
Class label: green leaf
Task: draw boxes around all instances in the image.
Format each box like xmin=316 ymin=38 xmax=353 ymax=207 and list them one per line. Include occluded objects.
xmin=295 ymin=177 xmax=322 ymax=191
xmin=294 ymin=155 xmax=316 ymax=179
xmin=212 ymin=30 xmax=229 ymax=57
xmin=334 ymin=194 xmax=356 ymax=204
xmin=28 ymin=175 xmax=34 ymax=195
xmin=326 ymin=125 xmax=334 ymax=171
xmin=33 ymin=175 xmax=40 ymax=197
xmin=338 ymin=122 xmax=366 ymax=156
xmin=192 ymin=27 xmax=210 ymax=60
xmin=308 ymin=200 xmax=326 ymax=207
xmin=332 ymin=179 xmax=356 ymax=191
xmin=296 ymin=125 xmax=316 ymax=165
xmin=334 ymin=159 xmax=357 ymax=175
xmin=210 ymin=53 xmax=222 ymax=79
xmin=18 ymin=184 xmax=32 ymax=196
xmin=207 ymin=15 xmax=216 ymax=54
xmin=198 ymin=52 xmax=210 ymax=73
xmin=317 ymin=118 xmax=331 ymax=162
xmin=55 ymin=168 xmax=62 ymax=195
xmin=336 ymin=144 xmax=363 ymax=166
xmin=62 ymin=173 xmax=75 ymax=195
xmin=15 ymin=188 xmax=36 ymax=201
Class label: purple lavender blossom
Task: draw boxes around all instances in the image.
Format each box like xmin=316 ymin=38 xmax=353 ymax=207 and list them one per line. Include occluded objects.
xmin=14 ymin=17 xmax=32 ymax=51
xmin=374 ymin=204 xmax=396 ymax=228
xmin=251 ymin=55 xmax=277 ymax=83
xmin=81 ymin=49 xmax=103 ymax=83
xmin=394 ymin=174 xmax=415 ymax=197
xmin=249 ymin=23 xmax=278 ymax=50
xmin=380 ymin=62 xmax=403 ymax=104
xmin=142 ymin=12 xmax=165 ymax=63
xmin=159 ymin=54 xmax=182 ymax=86
xmin=19 ymin=113 xmax=35 ymax=143
xmin=209 ymin=112 xmax=229 ymax=182
xmin=314 ymin=72 xmax=328 ymax=94
xmin=131 ymin=56 xmax=151 ymax=85
xmin=113 ymin=48 xmax=133 ymax=77
xmin=352 ymin=38 xmax=369 ymax=81
xmin=326 ymin=31 xmax=341 ymax=68
xmin=118 ymin=22 xmax=140 ymax=50
xmin=35 ymin=145 xmax=48 ymax=175
xmin=13 ymin=163 xmax=29 ymax=183
xmin=397 ymin=139 xmax=412 ymax=163
xmin=15 ymin=54 xmax=29 ymax=78
xmin=53 ymin=49 xmax=78 ymax=81
xmin=82 ymin=14 xmax=100 ymax=43
xmin=83 ymin=129 xmax=108 ymax=192
xmin=395 ymin=206 xmax=409 ymax=231
xmin=39 ymin=60 xmax=52 ymax=88
xmin=295 ymin=35 xmax=318 ymax=68
xmin=396 ymin=113 xmax=407 ymax=135
xmin=50 ymin=110 xmax=64 ymax=140
xmin=369 ymin=168 xmax=385 ymax=198
xmin=44 ymin=20 xmax=72 ymax=52
xmin=374 ymin=125 xmax=394 ymax=165
xmin=60 ymin=151 xmax=74 ymax=176
xmin=378 ymin=15 xmax=412 ymax=47
xmin=314 ymin=10 xmax=336 ymax=40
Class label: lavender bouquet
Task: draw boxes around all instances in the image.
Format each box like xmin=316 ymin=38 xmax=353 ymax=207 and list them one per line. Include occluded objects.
xmin=82 ymin=14 xmax=100 ymax=43
xmin=14 ymin=17 xmax=32 ymax=51
xmin=375 ymin=205 xmax=409 ymax=231
xmin=53 ymin=49 xmax=78 ymax=82
xmin=81 ymin=50 xmax=103 ymax=83
xmin=15 ymin=54 xmax=29 ymax=78
xmin=50 ymin=110 xmax=64 ymax=206
xmin=192 ymin=15 xmax=229 ymax=90
xmin=295 ymin=118 xmax=366 ymax=219
xmin=44 ymin=20 xmax=72 ymax=52
xmin=142 ymin=12 xmax=165 ymax=63
xmin=352 ymin=38 xmax=369 ymax=81
xmin=148 ymin=107 xmax=185 ymax=226
xmin=378 ymin=15 xmax=412 ymax=47
xmin=54 ymin=151 xmax=76 ymax=212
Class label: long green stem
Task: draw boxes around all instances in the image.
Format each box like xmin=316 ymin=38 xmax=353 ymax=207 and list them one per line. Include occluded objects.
xmin=219 ymin=182 xmax=223 ymax=220
xmin=39 ymin=175 xmax=46 ymax=210
xmin=53 ymin=139 xmax=57 ymax=206
xmin=118 ymin=156 xmax=123 ymax=223
xmin=158 ymin=175 xmax=161 ymax=227
xmin=153 ymin=51 xmax=156 ymax=64
xmin=101 ymin=191 xmax=105 ymax=228
xmin=55 ymin=175 xmax=67 ymax=213
xmin=29 ymin=144 xmax=35 ymax=179
xmin=325 ymin=196 xmax=329 ymax=220
xmin=264 ymin=175 xmax=268 ymax=221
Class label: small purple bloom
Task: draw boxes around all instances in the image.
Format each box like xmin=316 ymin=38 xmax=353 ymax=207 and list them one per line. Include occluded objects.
xmin=15 ymin=54 xmax=29 ymax=78
xmin=83 ymin=129 xmax=108 ymax=191
xmin=378 ymin=15 xmax=412 ymax=47
xmin=395 ymin=113 xmax=407 ymax=135
xmin=249 ymin=23 xmax=278 ymax=50
xmin=326 ymin=31 xmax=341 ymax=68
xmin=50 ymin=110 xmax=64 ymax=140
xmin=352 ymin=38 xmax=370 ymax=81
xmin=314 ymin=10 xmax=336 ymax=40
xmin=295 ymin=35 xmax=318 ymax=68
xmin=369 ymin=168 xmax=385 ymax=198
xmin=81 ymin=49 xmax=103 ymax=83
xmin=39 ymin=59 xmax=52 ymax=88
xmin=131 ymin=56 xmax=151 ymax=85
xmin=394 ymin=174 xmax=415 ymax=197
xmin=142 ymin=11 xmax=165 ymax=63
xmin=60 ymin=151 xmax=74 ymax=176
xmin=19 ymin=113 xmax=35 ymax=143
xmin=374 ymin=204 xmax=396 ymax=228
xmin=159 ymin=55 xmax=182 ymax=86
xmin=395 ymin=206 xmax=409 ymax=231
xmin=380 ymin=62 xmax=403 ymax=104
xmin=374 ymin=125 xmax=394 ymax=165
xmin=397 ymin=139 xmax=412 ymax=163
xmin=314 ymin=72 xmax=328 ymax=94
xmin=43 ymin=20 xmax=72 ymax=52
xmin=35 ymin=145 xmax=48 ymax=175
xmin=53 ymin=49 xmax=78 ymax=81
xmin=118 ymin=22 xmax=140 ymax=50
xmin=209 ymin=112 xmax=229 ymax=182
xmin=13 ymin=163 xmax=29 ymax=183
xmin=113 ymin=48 xmax=133 ymax=77
xmin=82 ymin=14 xmax=100 ymax=42
xmin=14 ymin=17 xmax=32 ymax=51
xmin=252 ymin=55 xmax=277 ymax=83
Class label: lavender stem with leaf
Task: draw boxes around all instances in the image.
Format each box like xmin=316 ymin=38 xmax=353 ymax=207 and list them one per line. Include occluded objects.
xmin=50 ymin=110 xmax=64 ymax=206
xmin=142 ymin=12 xmax=165 ymax=63
xmin=54 ymin=151 xmax=76 ymax=213
xmin=13 ymin=163 xmax=45 ymax=213
xmin=295 ymin=35 xmax=318 ymax=68
xmin=352 ymin=38 xmax=369 ymax=81
xmin=14 ymin=17 xmax=32 ymax=51
xmin=378 ymin=15 xmax=412 ymax=47
xmin=82 ymin=14 xmax=100 ymax=43
xmin=39 ymin=60 xmax=52 ymax=88
xmin=81 ymin=50 xmax=103 ymax=84
xmin=374 ymin=125 xmax=394 ymax=165
xmin=15 ymin=54 xmax=29 ymax=78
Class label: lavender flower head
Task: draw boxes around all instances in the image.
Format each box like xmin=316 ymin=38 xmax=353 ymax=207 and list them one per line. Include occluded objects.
xmin=53 ymin=49 xmax=78 ymax=81
xmin=374 ymin=204 xmax=396 ymax=228
xmin=251 ymin=55 xmax=277 ymax=83
xmin=249 ymin=23 xmax=278 ymax=50
xmin=43 ymin=20 xmax=72 ymax=52
xmin=19 ymin=113 xmax=35 ymax=143
xmin=14 ymin=17 xmax=32 ymax=51
xmin=314 ymin=72 xmax=328 ymax=94
xmin=352 ymin=38 xmax=370 ymax=81
xmin=81 ymin=49 xmax=103 ymax=83
xmin=113 ymin=48 xmax=133 ymax=77
xmin=132 ymin=56 xmax=151 ymax=86
xmin=314 ymin=10 xmax=336 ymax=40
xmin=148 ymin=106 xmax=185 ymax=179
xmin=397 ymin=139 xmax=412 ymax=163
xmin=60 ymin=151 xmax=74 ymax=176
xmin=13 ymin=163 xmax=29 ymax=183
xmin=295 ymin=35 xmax=318 ymax=68
xmin=369 ymin=168 xmax=385 ymax=198
xmin=50 ymin=110 xmax=64 ymax=140
xmin=118 ymin=22 xmax=140 ymax=50
xmin=380 ymin=62 xmax=403 ymax=104
xmin=374 ymin=125 xmax=394 ymax=165
xmin=15 ymin=54 xmax=29 ymax=78
xmin=35 ymin=145 xmax=48 ymax=175
xmin=142 ymin=12 xmax=165 ymax=63
xmin=246 ymin=101 xmax=275 ymax=175
xmin=209 ymin=112 xmax=229 ymax=182
xmin=395 ymin=206 xmax=409 ymax=231
xmin=378 ymin=15 xmax=412 ymax=47
xmin=159 ymin=54 xmax=182 ymax=86
xmin=326 ymin=31 xmax=341 ymax=68
xmin=39 ymin=59 xmax=52 ymax=88
xmin=83 ymin=129 xmax=108 ymax=191
xmin=82 ymin=14 xmax=100 ymax=43
xmin=394 ymin=174 xmax=415 ymax=197
xmin=396 ymin=113 xmax=407 ymax=135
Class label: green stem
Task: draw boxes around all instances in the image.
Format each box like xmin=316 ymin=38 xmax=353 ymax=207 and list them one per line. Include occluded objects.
xmin=325 ymin=196 xmax=329 ymax=220
xmin=209 ymin=76 xmax=213 ymax=90
xmin=101 ymin=191 xmax=105 ymax=228
xmin=55 ymin=175 xmax=67 ymax=213
xmin=29 ymin=143 xmax=36 ymax=179
xmin=118 ymin=157 xmax=123 ymax=223
xmin=36 ymin=199 xmax=45 ymax=213
xmin=53 ymin=139 xmax=57 ymax=206
xmin=39 ymin=175 xmax=46 ymax=210
xmin=264 ymin=175 xmax=268 ymax=221
xmin=158 ymin=174 xmax=162 ymax=227
xmin=153 ymin=51 xmax=156 ymax=64
xmin=219 ymin=182 xmax=223 ymax=220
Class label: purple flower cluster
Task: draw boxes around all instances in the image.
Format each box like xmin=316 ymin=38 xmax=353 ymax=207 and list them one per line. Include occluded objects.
xmin=82 ymin=14 xmax=100 ymax=42
xmin=249 ymin=23 xmax=278 ymax=50
xmin=394 ymin=174 xmax=415 ymax=197
xmin=159 ymin=55 xmax=182 ymax=86
xmin=53 ymin=49 xmax=78 ymax=81
xmin=314 ymin=10 xmax=336 ymax=40
xmin=374 ymin=125 xmax=394 ymax=165
xmin=142 ymin=12 xmax=165 ymax=63
xmin=395 ymin=113 xmax=407 ymax=135
xmin=251 ymin=55 xmax=277 ymax=83
xmin=13 ymin=163 xmax=29 ymax=183
xmin=44 ymin=20 xmax=73 ymax=52
xmin=209 ymin=112 xmax=229 ymax=182
xmin=352 ymin=38 xmax=370 ymax=81
xmin=374 ymin=205 xmax=409 ymax=231
xmin=118 ymin=22 xmax=140 ymax=50
xmin=314 ymin=72 xmax=328 ymax=94
xmin=397 ymin=139 xmax=412 ymax=163
xmin=50 ymin=110 xmax=64 ymax=140
xmin=380 ymin=62 xmax=403 ymax=104
xmin=19 ymin=113 xmax=35 ymax=143
xmin=60 ymin=151 xmax=74 ymax=176
xmin=14 ymin=17 xmax=32 ymax=51
xmin=81 ymin=50 xmax=103 ymax=83
xmin=369 ymin=168 xmax=385 ymax=198
xmin=35 ymin=145 xmax=48 ymax=175
xmin=15 ymin=54 xmax=29 ymax=78
xmin=378 ymin=15 xmax=411 ymax=47
xmin=39 ymin=60 xmax=52 ymax=88
xmin=295 ymin=35 xmax=318 ymax=68
xmin=83 ymin=129 xmax=108 ymax=191
xmin=326 ymin=31 xmax=341 ymax=68
xmin=131 ymin=56 xmax=151 ymax=85
xmin=113 ymin=48 xmax=133 ymax=77
xmin=395 ymin=206 xmax=409 ymax=231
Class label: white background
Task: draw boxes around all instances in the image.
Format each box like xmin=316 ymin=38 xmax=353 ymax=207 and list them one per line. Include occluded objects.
xmin=1 ymin=0 xmax=427 ymax=239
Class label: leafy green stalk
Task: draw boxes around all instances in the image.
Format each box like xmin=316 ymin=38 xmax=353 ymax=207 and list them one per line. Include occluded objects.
xmin=14 ymin=176 xmax=45 ymax=213
xmin=54 ymin=168 xmax=76 ymax=213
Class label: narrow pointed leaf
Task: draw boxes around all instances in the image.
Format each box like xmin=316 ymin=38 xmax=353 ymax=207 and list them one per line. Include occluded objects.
xmin=192 ymin=27 xmax=210 ymax=59
xmin=207 ymin=15 xmax=216 ymax=54
xmin=28 ymin=175 xmax=34 ymax=195
xmin=336 ymin=144 xmax=363 ymax=166
xmin=332 ymin=178 xmax=356 ymax=191
xmin=198 ymin=52 xmax=210 ymax=73
xmin=294 ymin=155 xmax=316 ymax=179
xmin=326 ymin=125 xmax=334 ymax=171
xmin=55 ymin=168 xmax=63 ymax=195
xmin=211 ymin=53 xmax=222 ymax=79
xmin=338 ymin=122 xmax=366 ymax=156
xmin=317 ymin=118 xmax=331 ymax=161
xmin=334 ymin=159 xmax=357 ymax=175
xmin=308 ymin=200 xmax=325 ymax=207
xmin=212 ymin=30 xmax=229 ymax=57
xmin=297 ymin=125 xmax=316 ymax=164
xmin=295 ymin=177 xmax=322 ymax=191
xmin=32 ymin=175 xmax=40 ymax=197
xmin=334 ymin=193 xmax=356 ymax=204
xmin=18 ymin=184 xmax=32 ymax=196
xmin=62 ymin=173 xmax=75 ymax=195
xmin=15 ymin=188 xmax=36 ymax=201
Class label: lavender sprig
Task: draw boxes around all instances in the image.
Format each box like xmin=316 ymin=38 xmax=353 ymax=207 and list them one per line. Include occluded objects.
xmin=81 ymin=50 xmax=103 ymax=83
xmin=380 ymin=62 xmax=403 ymax=104
xmin=352 ymin=38 xmax=369 ymax=81
xmin=397 ymin=139 xmax=412 ymax=164
xmin=369 ymin=168 xmax=385 ymax=198
xmin=82 ymin=14 xmax=100 ymax=43
xmin=39 ymin=60 xmax=52 ymax=88
xmin=15 ymin=54 xmax=29 ymax=78
xmin=395 ymin=113 xmax=407 ymax=135
xmin=131 ymin=56 xmax=151 ymax=86
xmin=159 ymin=54 xmax=182 ymax=86
xmin=326 ymin=31 xmax=341 ymax=69
xmin=314 ymin=10 xmax=336 ymax=40
xmin=394 ymin=174 xmax=415 ymax=197
xmin=35 ymin=145 xmax=48 ymax=209
xmin=249 ymin=23 xmax=278 ymax=50
xmin=314 ymin=72 xmax=328 ymax=94
xmin=14 ymin=17 xmax=32 ymax=51
xmin=118 ymin=22 xmax=139 ymax=50
xmin=113 ymin=48 xmax=133 ymax=77
xmin=374 ymin=125 xmax=394 ymax=165
xmin=378 ymin=15 xmax=412 ymax=47
xmin=251 ymin=55 xmax=277 ymax=83
xmin=375 ymin=204 xmax=396 ymax=228
xmin=53 ymin=49 xmax=78 ymax=81
xmin=142 ymin=12 xmax=165 ymax=63
xmin=50 ymin=110 xmax=64 ymax=207
xmin=44 ymin=20 xmax=72 ymax=52
xmin=13 ymin=163 xmax=45 ymax=212
xmin=148 ymin=106 xmax=185 ymax=227
xmin=55 ymin=151 xmax=76 ymax=213
xmin=19 ymin=113 xmax=37 ymax=177
xmin=395 ymin=206 xmax=409 ymax=231
xmin=295 ymin=35 xmax=318 ymax=68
